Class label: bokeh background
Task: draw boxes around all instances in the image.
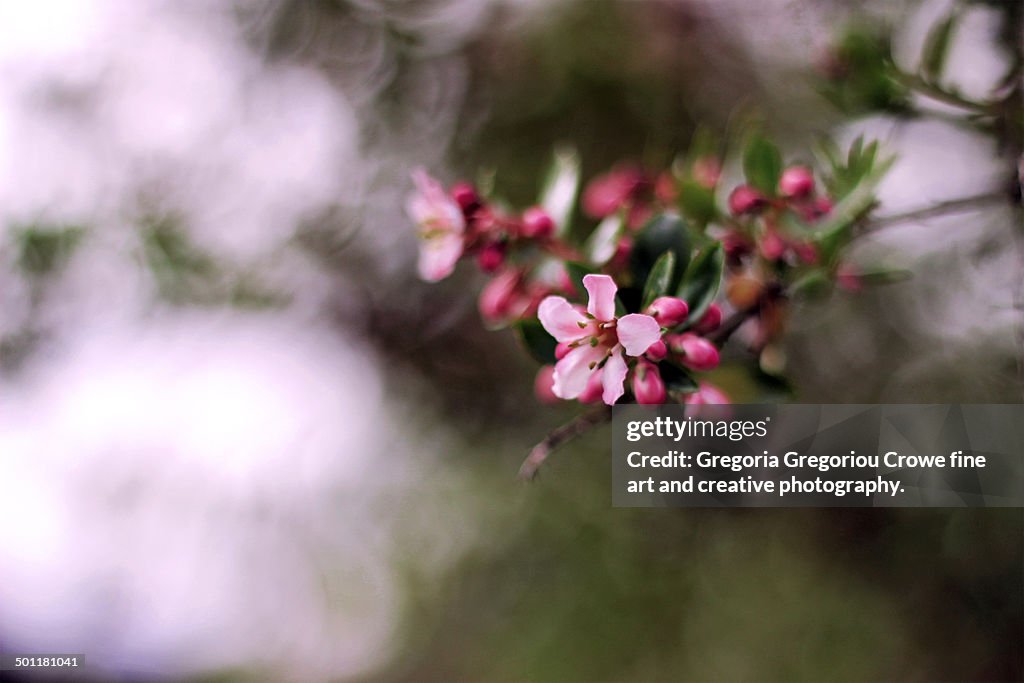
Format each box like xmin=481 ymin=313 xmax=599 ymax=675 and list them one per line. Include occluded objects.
xmin=0 ymin=0 xmax=1021 ymax=680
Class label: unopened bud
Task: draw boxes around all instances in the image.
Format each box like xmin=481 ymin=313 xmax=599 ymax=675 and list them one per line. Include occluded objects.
xmin=476 ymin=242 xmax=506 ymax=273
xmin=668 ymin=332 xmax=720 ymax=371
xmin=521 ymin=206 xmax=555 ymax=239
xmin=692 ymin=156 xmax=722 ymax=189
xmin=779 ymin=166 xmax=814 ymax=198
xmin=759 ymin=230 xmax=786 ymax=261
xmin=632 ymin=359 xmax=666 ymax=405
xmin=645 ymin=339 xmax=668 ymax=361
xmin=645 ymin=296 xmax=689 ymax=328
xmin=694 ymin=304 xmax=722 ymax=334
xmin=728 ymin=185 xmax=765 ymax=216
xmin=451 ymin=182 xmax=480 ymax=212
xmin=836 ymin=263 xmax=863 ymax=292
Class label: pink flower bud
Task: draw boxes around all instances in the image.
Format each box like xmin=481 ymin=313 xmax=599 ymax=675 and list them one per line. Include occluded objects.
xmin=685 ymin=381 xmax=731 ymax=405
xmin=534 ymin=365 xmax=560 ymax=404
xmin=555 ymin=341 xmax=573 ymax=360
xmin=793 ymin=241 xmax=819 ymax=265
xmin=728 ymin=185 xmax=765 ymax=215
xmin=814 ymin=196 xmax=833 ymax=215
xmin=645 ymin=339 xmax=668 ymax=361
xmin=578 ymin=371 xmax=605 ymax=404
xmin=692 ymin=156 xmax=722 ymax=189
xmin=655 ymin=172 xmax=678 ymax=203
xmin=836 ymin=263 xmax=863 ymax=292
xmin=451 ymin=182 xmax=480 ymax=212
xmin=645 ymin=296 xmax=689 ymax=328
xmin=583 ymin=168 xmax=640 ymax=218
xmin=668 ymin=332 xmax=720 ymax=371
xmin=694 ymin=303 xmax=722 ymax=334
xmin=521 ymin=206 xmax=555 ymax=239
xmin=759 ymin=230 xmax=786 ymax=261
xmin=476 ymin=242 xmax=506 ymax=273
xmin=632 ymin=360 xmax=667 ymax=405
xmin=779 ymin=166 xmax=814 ymax=198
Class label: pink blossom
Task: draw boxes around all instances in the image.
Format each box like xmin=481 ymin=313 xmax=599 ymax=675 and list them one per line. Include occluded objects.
xmin=406 ymin=169 xmax=465 ymax=281
xmin=538 ymin=274 xmax=661 ymax=405
xmin=582 ymin=168 xmax=641 ymax=218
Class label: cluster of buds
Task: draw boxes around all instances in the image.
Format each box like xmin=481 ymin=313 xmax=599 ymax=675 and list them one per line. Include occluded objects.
xmin=531 ymin=274 xmax=728 ymax=406
xmin=725 ymin=166 xmax=832 ymax=267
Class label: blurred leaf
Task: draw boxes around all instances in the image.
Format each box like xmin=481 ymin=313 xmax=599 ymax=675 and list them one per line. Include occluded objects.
xmin=859 ymin=267 xmax=913 ymax=285
xmin=641 ymin=251 xmax=676 ymax=309
xmin=514 ymin=319 xmax=558 ymax=364
xmin=630 ymin=213 xmax=691 ymax=293
xmin=13 ymin=225 xmax=85 ymax=278
xmin=818 ymin=24 xmax=910 ymax=114
xmin=921 ymin=12 xmax=959 ymax=82
xmin=678 ymin=178 xmax=718 ymax=226
xmin=584 ymin=213 xmax=624 ymax=265
xmin=539 ymin=146 xmax=580 ymax=237
xmin=789 ymin=270 xmax=831 ymax=298
xmin=677 ymin=243 xmax=724 ymax=321
xmin=743 ymin=135 xmax=782 ymax=194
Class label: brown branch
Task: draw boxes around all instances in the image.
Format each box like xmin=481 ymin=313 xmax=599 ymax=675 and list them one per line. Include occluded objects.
xmin=518 ymin=405 xmax=612 ymax=481
xmin=708 ymin=306 xmax=758 ymax=346
xmin=861 ymin=191 xmax=1008 ymax=233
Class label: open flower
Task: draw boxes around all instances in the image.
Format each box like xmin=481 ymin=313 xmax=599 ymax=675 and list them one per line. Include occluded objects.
xmin=406 ymin=169 xmax=465 ymax=281
xmin=538 ymin=274 xmax=661 ymax=405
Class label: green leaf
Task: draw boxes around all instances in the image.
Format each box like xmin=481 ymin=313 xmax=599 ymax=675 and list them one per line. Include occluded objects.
xmin=14 ymin=224 xmax=85 ymax=277
xmin=630 ymin=213 xmax=691 ymax=293
xmin=789 ymin=270 xmax=831 ymax=297
xmin=743 ymin=134 xmax=782 ymax=194
xmin=921 ymin=12 xmax=959 ymax=82
xmin=676 ymin=242 xmax=724 ymax=321
xmin=564 ymin=261 xmax=595 ymax=296
xmin=660 ymin=363 xmax=699 ymax=397
xmin=641 ymin=251 xmax=676 ymax=309
xmin=539 ymin=146 xmax=580 ymax=237
xmin=678 ymin=178 xmax=718 ymax=226
xmin=514 ymin=319 xmax=558 ymax=365
xmin=858 ymin=268 xmax=913 ymax=285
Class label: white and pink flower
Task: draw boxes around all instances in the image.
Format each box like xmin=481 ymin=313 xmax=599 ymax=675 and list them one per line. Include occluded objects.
xmin=406 ymin=169 xmax=466 ymax=282
xmin=538 ymin=274 xmax=661 ymax=405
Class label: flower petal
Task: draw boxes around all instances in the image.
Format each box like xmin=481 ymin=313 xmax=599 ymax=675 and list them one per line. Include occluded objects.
xmin=538 ymin=296 xmax=589 ymax=343
xmin=601 ymin=349 xmax=628 ymax=405
xmin=552 ymin=344 xmax=605 ymax=399
xmin=617 ymin=313 xmax=662 ymax=356
xmin=417 ymin=233 xmax=463 ymax=282
xmin=583 ymin=274 xmax=617 ymax=321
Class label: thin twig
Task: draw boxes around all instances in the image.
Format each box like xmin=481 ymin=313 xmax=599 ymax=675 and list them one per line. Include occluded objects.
xmin=708 ymin=306 xmax=758 ymax=346
xmin=862 ymin=191 xmax=1007 ymax=232
xmin=518 ymin=405 xmax=612 ymax=481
